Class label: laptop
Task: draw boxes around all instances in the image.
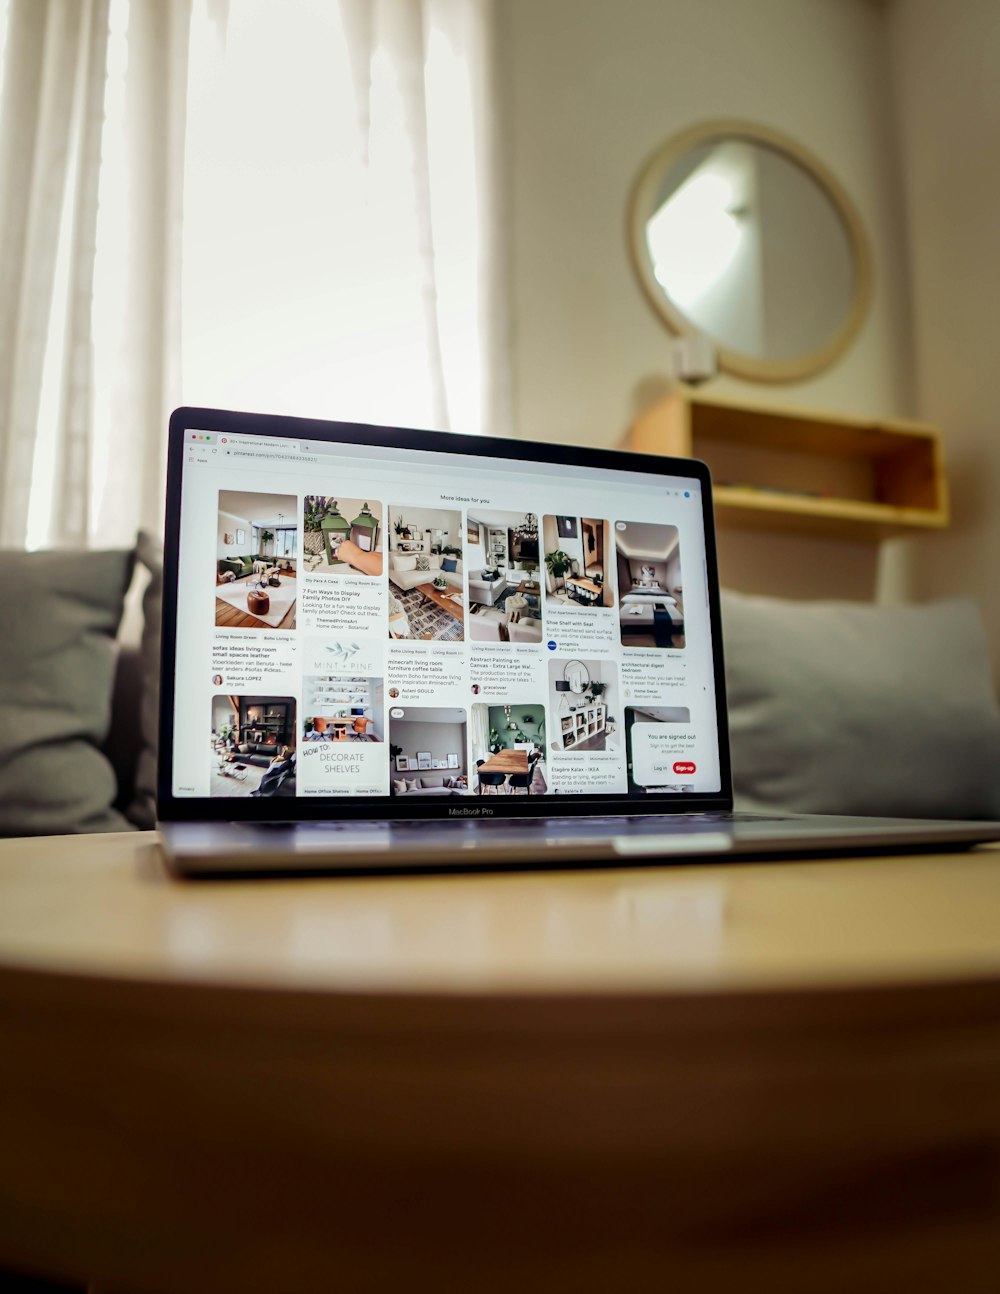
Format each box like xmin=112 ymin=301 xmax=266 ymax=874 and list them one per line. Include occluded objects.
xmin=158 ymin=406 xmax=1000 ymax=877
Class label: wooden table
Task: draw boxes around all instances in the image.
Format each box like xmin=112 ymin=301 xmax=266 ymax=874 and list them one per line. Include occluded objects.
xmin=478 ymin=748 xmax=529 ymax=775
xmin=566 ymin=575 xmax=602 ymax=600
xmin=307 ymin=717 xmax=354 ymax=739
xmin=415 ymin=581 xmax=464 ymax=620
xmin=3 ymin=833 xmax=1000 ymax=1292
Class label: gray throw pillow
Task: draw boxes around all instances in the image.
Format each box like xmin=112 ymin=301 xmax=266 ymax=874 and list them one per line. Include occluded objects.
xmin=721 ymin=590 xmax=1000 ymax=819
xmin=0 ymin=548 xmax=136 ymax=835
xmin=125 ymin=529 xmax=163 ymax=829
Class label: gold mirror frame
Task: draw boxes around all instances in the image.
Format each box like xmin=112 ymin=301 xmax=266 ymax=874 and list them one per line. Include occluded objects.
xmin=628 ymin=120 xmax=872 ymax=384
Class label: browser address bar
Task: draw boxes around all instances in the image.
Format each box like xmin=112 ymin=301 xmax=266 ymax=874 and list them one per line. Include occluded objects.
xmin=223 ymin=446 xmax=320 ymax=465
xmin=220 ymin=445 xmax=427 ymax=490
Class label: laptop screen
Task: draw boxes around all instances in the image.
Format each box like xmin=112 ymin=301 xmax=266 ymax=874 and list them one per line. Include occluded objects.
xmin=159 ymin=408 xmax=731 ymax=820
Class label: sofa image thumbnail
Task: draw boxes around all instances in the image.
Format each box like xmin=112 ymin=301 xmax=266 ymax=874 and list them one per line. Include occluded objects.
xmin=211 ymin=694 xmax=297 ymax=797
xmin=465 ymin=509 xmax=542 ymax=642
xmin=216 ymin=490 xmax=298 ymax=630
xmin=389 ymin=706 xmax=468 ymax=795
xmin=386 ymin=505 xmax=465 ymax=641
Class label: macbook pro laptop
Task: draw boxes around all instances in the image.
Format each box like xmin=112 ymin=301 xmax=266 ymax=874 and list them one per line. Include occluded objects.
xmin=158 ymin=406 xmax=1000 ymax=876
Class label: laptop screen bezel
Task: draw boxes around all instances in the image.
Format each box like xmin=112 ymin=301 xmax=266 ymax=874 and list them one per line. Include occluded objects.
xmin=157 ymin=405 xmax=733 ymax=822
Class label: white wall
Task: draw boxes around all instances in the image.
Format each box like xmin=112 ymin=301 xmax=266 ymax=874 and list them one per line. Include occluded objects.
xmin=889 ymin=0 xmax=1000 ymax=677
xmin=217 ymin=509 xmax=246 ymax=560
xmin=386 ymin=506 xmax=462 ymax=552
xmin=495 ymin=0 xmax=920 ymax=604
xmin=497 ymin=0 xmax=913 ymax=447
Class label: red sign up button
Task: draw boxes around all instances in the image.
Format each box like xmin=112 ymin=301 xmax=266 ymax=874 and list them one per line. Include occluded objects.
xmin=673 ymin=761 xmax=696 ymax=775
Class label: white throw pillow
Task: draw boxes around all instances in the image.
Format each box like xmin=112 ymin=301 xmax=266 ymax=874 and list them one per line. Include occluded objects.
xmin=392 ymin=553 xmax=417 ymax=572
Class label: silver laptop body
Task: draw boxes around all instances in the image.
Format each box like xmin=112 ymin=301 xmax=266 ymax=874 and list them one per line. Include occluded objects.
xmin=158 ymin=407 xmax=1000 ymax=877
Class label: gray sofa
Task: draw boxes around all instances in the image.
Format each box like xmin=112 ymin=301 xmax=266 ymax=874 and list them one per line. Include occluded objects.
xmin=392 ymin=773 xmax=466 ymax=796
xmin=0 ymin=538 xmax=161 ymax=836
xmin=2 ymin=540 xmax=998 ymax=836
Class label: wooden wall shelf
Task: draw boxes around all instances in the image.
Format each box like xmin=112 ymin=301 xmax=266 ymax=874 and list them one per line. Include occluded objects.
xmin=626 ymin=392 xmax=949 ymax=542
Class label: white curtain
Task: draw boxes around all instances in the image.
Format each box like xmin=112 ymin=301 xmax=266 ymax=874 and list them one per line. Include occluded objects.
xmin=469 ymin=697 xmax=490 ymax=766
xmin=0 ymin=0 xmax=503 ymax=550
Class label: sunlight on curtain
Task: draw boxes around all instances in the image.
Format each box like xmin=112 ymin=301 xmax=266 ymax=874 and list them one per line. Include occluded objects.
xmin=181 ymin=0 xmax=497 ymax=436
xmin=0 ymin=2 xmax=10 ymax=103
xmin=470 ymin=700 xmax=490 ymax=775
xmin=26 ymin=70 xmax=82 ymax=550
xmin=89 ymin=0 xmax=131 ymax=538
xmin=1 ymin=0 xmax=497 ymax=551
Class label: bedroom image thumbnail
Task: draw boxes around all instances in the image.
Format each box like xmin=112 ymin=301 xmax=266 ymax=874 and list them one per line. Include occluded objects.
xmin=302 ymin=496 xmax=383 ymax=576
xmin=389 ymin=707 xmax=468 ymax=796
xmin=542 ymin=515 xmax=614 ymax=608
xmin=465 ymin=510 xmax=542 ymax=643
xmin=211 ymin=695 xmax=297 ymax=797
xmin=470 ymin=703 xmax=548 ymax=794
xmin=216 ymin=490 xmax=298 ymax=630
xmin=303 ymin=675 xmax=384 ymax=742
xmin=615 ymin=521 xmax=685 ymax=648
xmin=385 ymin=505 xmax=465 ymax=641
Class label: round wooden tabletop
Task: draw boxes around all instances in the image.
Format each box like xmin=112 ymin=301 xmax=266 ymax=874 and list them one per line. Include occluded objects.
xmin=1 ymin=833 xmax=999 ymax=992
xmin=2 ymin=833 xmax=1000 ymax=1292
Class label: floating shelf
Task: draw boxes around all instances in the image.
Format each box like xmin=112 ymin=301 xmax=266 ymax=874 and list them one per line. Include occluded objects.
xmin=626 ymin=392 xmax=949 ymax=542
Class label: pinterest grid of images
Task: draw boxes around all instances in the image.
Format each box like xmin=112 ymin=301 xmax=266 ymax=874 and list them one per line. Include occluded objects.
xmin=209 ymin=492 xmax=698 ymax=797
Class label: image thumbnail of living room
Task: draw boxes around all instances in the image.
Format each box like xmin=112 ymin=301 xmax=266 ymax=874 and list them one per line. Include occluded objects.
xmin=389 ymin=707 xmax=469 ymax=795
xmin=302 ymin=495 xmax=384 ymax=576
xmin=541 ymin=515 xmax=615 ymax=609
xmin=210 ymin=694 xmax=297 ymax=796
xmin=615 ymin=521 xmax=685 ymax=649
xmin=465 ymin=510 xmax=543 ymax=642
xmin=470 ymin=703 xmax=548 ymax=793
xmin=385 ymin=505 xmax=465 ymax=641
xmin=302 ymin=675 xmax=384 ymax=742
xmin=548 ymin=657 xmax=621 ymax=752
xmin=216 ymin=490 xmax=298 ymax=630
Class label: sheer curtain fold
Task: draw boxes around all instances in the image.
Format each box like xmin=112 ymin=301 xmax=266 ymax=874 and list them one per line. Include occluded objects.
xmin=0 ymin=0 xmax=108 ymax=547
xmin=92 ymin=0 xmax=189 ymax=546
xmin=0 ymin=0 xmax=187 ymax=549
xmin=182 ymin=0 xmax=501 ymax=436
xmin=0 ymin=0 xmax=502 ymax=550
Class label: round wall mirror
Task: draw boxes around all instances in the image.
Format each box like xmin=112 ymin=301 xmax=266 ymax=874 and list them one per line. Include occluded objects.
xmin=628 ymin=120 xmax=871 ymax=383
xmin=564 ymin=660 xmax=591 ymax=694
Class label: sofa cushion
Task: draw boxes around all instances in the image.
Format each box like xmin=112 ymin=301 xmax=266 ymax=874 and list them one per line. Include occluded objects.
xmin=391 ymin=553 xmax=417 ymax=572
xmin=125 ymin=529 xmax=163 ymax=830
xmin=441 ymin=557 xmax=458 ymax=572
xmin=721 ymin=590 xmax=1000 ymax=819
xmin=0 ymin=548 xmax=136 ymax=835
